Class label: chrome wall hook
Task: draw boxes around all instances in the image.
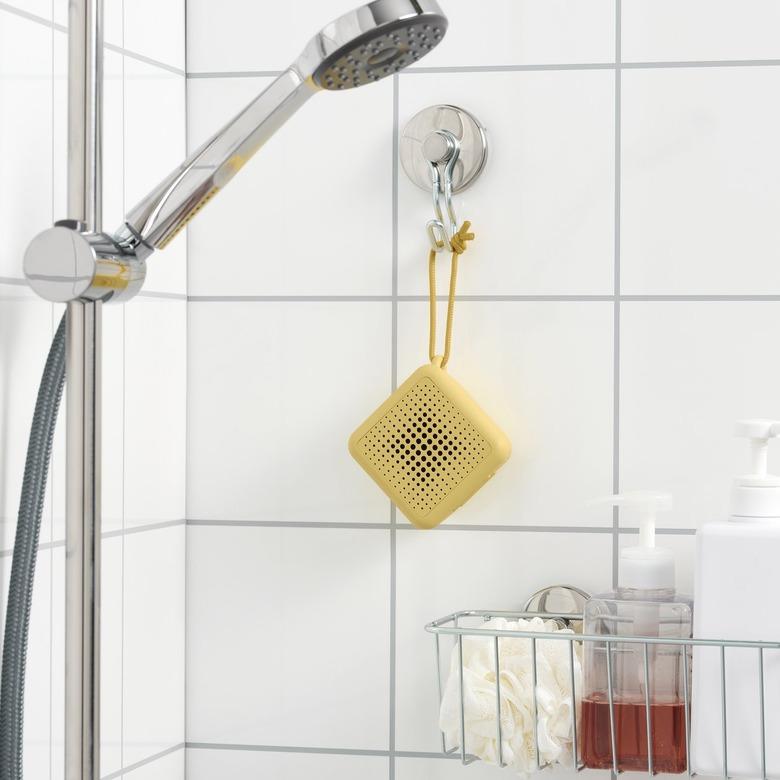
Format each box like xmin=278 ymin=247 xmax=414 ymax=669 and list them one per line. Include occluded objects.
xmin=425 ymin=130 xmax=461 ymax=251
xmin=400 ymin=105 xmax=488 ymax=252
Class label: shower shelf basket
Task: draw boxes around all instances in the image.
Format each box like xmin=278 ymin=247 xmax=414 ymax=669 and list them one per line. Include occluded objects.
xmin=425 ymin=609 xmax=780 ymax=778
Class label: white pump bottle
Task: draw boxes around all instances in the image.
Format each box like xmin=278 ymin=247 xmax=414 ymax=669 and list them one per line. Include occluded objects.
xmin=692 ymin=420 xmax=780 ymax=777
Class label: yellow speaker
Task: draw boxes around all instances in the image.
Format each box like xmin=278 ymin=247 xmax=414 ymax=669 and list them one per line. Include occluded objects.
xmin=349 ymin=356 xmax=511 ymax=529
xmin=349 ymin=221 xmax=511 ymax=529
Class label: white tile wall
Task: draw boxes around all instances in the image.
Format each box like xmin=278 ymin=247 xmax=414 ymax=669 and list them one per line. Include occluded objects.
xmin=185 ymin=0 xmax=617 ymax=73
xmin=397 ymin=71 xmax=615 ymax=296
xmin=186 ymin=76 xmax=394 ymax=297
xmin=0 ymin=13 xmax=52 ymax=280
xmin=4 ymin=0 xmax=780 ymax=778
xmin=0 ymin=4 xmax=186 ymax=780
xmin=123 ymin=526 xmax=186 ymax=765
xmin=187 ymin=748 xmax=387 ymax=779
xmin=622 ymin=0 xmax=780 ymax=63
xmin=186 ymin=525 xmax=390 ymax=748
xmin=124 ymin=748 xmax=185 ymax=780
xmin=184 ymin=0 xmax=780 ymax=777
xmin=621 ymin=66 xmax=780 ymax=295
xmin=187 ymin=302 xmax=392 ymax=523
xmin=620 ymin=302 xmax=780 ymax=528
xmin=397 ymin=301 xmax=614 ymax=527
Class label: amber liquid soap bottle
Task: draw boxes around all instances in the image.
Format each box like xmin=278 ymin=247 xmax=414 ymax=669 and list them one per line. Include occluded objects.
xmin=581 ymin=492 xmax=693 ymax=774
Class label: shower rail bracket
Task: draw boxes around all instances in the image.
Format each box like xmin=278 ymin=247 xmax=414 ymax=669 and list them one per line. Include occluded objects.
xmin=23 ymin=220 xmax=147 ymax=304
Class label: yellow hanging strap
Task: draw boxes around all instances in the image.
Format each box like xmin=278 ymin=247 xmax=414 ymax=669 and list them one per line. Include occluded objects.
xmin=428 ymin=221 xmax=475 ymax=369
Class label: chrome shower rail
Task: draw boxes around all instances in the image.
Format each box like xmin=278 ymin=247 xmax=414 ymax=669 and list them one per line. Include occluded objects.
xmin=425 ymin=609 xmax=780 ymax=778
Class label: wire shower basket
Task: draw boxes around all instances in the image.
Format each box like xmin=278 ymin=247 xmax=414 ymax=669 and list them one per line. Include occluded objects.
xmin=425 ymin=609 xmax=780 ymax=778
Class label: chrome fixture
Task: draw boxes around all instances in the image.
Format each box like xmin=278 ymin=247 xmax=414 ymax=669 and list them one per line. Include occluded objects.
xmin=13 ymin=2 xmax=449 ymax=780
xmin=23 ymin=0 xmax=448 ymax=304
xmin=400 ymin=104 xmax=488 ymax=251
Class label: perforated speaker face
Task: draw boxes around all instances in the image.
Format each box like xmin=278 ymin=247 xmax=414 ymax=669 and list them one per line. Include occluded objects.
xmin=349 ymin=361 xmax=511 ymax=528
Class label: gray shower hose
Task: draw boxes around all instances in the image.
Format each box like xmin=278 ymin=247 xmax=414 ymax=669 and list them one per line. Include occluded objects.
xmin=0 ymin=312 xmax=66 ymax=780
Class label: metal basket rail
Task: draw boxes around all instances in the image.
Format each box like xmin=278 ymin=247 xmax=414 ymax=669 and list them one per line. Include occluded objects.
xmin=425 ymin=610 xmax=780 ymax=778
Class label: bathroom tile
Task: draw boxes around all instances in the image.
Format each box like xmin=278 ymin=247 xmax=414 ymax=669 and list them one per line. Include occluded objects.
xmin=622 ymin=0 xmax=780 ymax=63
xmin=124 ymin=58 xmax=187 ymax=295
xmin=396 ymin=301 xmax=614 ymax=528
xmin=101 ymin=535 xmax=124 ymax=776
xmin=124 ymin=298 xmax=186 ymax=527
xmin=124 ymin=0 xmax=185 ymax=71
xmin=0 ymin=286 xmax=56 ymax=549
xmin=406 ymin=758 xmax=599 ymax=779
xmin=185 ymin=0 xmax=378 ymax=73
xmin=620 ymin=302 xmax=780 ymax=530
xmin=123 ymin=526 xmax=185 ymax=766
xmin=396 ymin=757 xmax=586 ymax=779
xmin=125 ymin=748 xmax=185 ymax=780
xmin=621 ymin=66 xmax=780 ymax=295
xmin=397 ymin=70 xmax=615 ymax=296
xmin=186 ymin=525 xmax=390 ymax=749
xmin=186 ymin=0 xmax=615 ymax=73
xmin=0 ymin=545 xmax=52 ymax=779
xmin=50 ymin=546 xmax=64 ymax=780
xmin=187 ymin=748 xmax=387 ymax=780
xmin=412 ymin=0 xmax=616 ymax=69
xmin=187 ymin=302 xmax=392 ymax=524
xmin=394 ymin=529 xmax=612 ymax=753
xmin=0 ymin=14 xmax=52 ymax=279
xmin=102 ymin=49 xmax=126 ymax=241
xmin=186 ymin=76 xmax=393 ymax=297
xmin=0 ymin=1 xmax=52 ymax=21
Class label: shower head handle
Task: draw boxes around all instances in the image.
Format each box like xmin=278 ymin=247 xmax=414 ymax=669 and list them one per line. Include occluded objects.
xmin=115 ymin=0 xmax=447 ymax=258
xmin=116 ymin=69 xmax=313 ymax=255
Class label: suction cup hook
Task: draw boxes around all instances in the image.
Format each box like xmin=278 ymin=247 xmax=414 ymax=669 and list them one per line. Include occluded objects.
xmin=400 ymin=105 xmax=488 ymax=253
xmin=523 ymin=585 xmax=591 ymax=633
xmin=424 ymin=130 xmax=460 ymax=251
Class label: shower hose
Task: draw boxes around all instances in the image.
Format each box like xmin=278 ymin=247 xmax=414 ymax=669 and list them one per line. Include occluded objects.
xmin=0 ymin=312 xmax=67 ymax=780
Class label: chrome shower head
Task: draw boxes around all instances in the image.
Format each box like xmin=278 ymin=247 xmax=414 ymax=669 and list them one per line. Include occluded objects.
xmin=114 ymin=0 xmax=448 ymax=258
xmin=298 ymin=0 xmax=447 ymax=90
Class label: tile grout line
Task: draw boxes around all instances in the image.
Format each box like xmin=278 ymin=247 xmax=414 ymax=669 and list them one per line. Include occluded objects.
xmin=184 ymin=58 xmax=780 ymax=79
xmin=388 ymin=72 xmax=400 ymax=780
xmin=183 ymin=519 xmax=697 ymax=534
xmin=0 ymin=519 xmax=187 ymax=557
xmin=183 ymin=0 xmax=191 ymax=770
xmin=185 ymin=294 xmax=780 ymax=303
xmin=100 ymin=742 xmax=184 ymax=780
xmin=612 ymin=0 xmax=622 ymax=591
xmin=48 ymin=4 xmax=55 ymax=773
xmin=104 ymin=41 xmax=185 ymax=76
xmin=185 ymin=741 xmax=463 ymax=760
xmin=0 ymin=3 xmax=185 ymax=75
xmin=120 ymin=9 xmax=127 ymax=768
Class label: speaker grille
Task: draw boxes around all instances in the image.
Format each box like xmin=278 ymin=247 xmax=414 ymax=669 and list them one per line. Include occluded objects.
xmin=356 ymin=377 xmax=490 ymax=516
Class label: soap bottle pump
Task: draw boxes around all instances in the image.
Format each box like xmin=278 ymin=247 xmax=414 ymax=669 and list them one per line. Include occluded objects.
xmin=581 ymin=492 xmax=693 ymax=774
xmin=692 ymin=420 xmax=780 ymax=778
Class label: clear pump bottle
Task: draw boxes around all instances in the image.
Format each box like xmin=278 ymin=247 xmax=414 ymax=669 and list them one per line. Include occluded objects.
xmin=581 ymin=493 xmax=693 ymax=774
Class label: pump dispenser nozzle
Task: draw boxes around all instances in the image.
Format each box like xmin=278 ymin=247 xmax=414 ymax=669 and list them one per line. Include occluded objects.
xmin=595 ymin=492 xmax=675 ymax=591
xmin=732 ymin=419 xmax=780 ymax=520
